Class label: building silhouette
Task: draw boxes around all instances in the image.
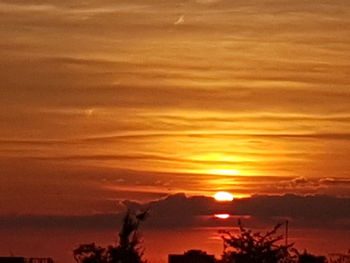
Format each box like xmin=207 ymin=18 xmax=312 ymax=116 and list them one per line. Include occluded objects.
xmin=168 ymin=250 xmax=215 ymax=263
xmin=0 ymin=257 xmax=53 ymax=263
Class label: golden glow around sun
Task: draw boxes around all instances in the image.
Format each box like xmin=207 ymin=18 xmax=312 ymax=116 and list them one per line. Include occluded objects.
xmin=214 ymin=191 xmax=234 ymax=201
xmin=191 ymin=153 xmax=245 ymax=176
xmin=209 ymin=169 xmax=241 ymax=176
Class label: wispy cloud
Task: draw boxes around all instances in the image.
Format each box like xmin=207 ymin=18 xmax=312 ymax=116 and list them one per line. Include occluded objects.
xmin=174 ymin=15 xmax=185 ymax=25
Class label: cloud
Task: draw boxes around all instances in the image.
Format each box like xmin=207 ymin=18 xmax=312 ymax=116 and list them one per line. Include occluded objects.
xmin=1 ymin=155 xmax=350 ymax=216
xmin=270 ymin=177 xmax=350 ymax=196
xmin=291 ymin=177 xmax=309 ymax=185
xmin=174 ymin=15 xmax=185 ymax=25
xmin=319 ymin=177 xmax=350 ymax=185
xmin=1 ymin=194 xmax=349 ymax=230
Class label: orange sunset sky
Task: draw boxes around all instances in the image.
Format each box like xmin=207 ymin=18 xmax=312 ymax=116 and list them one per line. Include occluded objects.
xmin=1 ymin=0 xmax=350 ymax=216
xmin=1 ymin=1 xmax=350 ymax=262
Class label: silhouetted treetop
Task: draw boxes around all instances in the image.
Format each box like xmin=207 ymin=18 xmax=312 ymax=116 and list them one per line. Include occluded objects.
xmin=219 ymin=220 xmax=296 ymax=263
xmin=73 ymin=210 xmax=148 ymax=263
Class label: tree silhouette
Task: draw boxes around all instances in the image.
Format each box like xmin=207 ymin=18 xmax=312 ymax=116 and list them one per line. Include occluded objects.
xmin=219 ymin=220 xmax=296 ymax=263
xmin=74 ymin=210 xmax=148 ymax=263
xmin=107 ymin=210 xmax=148 ymax=263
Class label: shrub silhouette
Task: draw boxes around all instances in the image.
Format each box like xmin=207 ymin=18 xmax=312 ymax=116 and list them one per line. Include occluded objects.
xmin=73 ymin=243 xmax=106 ymax=263
xmin=219 ymin=220 xmax=296 ymax=263
xmin=298 ymin=251 xmax=327 ymax=263
xmin=74 ymin=210 xmax=148 ymax=263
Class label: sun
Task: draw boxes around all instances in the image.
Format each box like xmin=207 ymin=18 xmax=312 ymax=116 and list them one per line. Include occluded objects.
xmin=214 ymin=191 xmax=234 ymax=201
xmin=214 ymin=213 xmax=230 ymax=219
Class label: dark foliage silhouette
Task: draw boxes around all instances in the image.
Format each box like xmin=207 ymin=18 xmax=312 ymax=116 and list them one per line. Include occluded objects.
xmin=73 ymin=243 xmax=106 ymax=263
xmin=297 ymin=251 xmax=327 ymax=263
xmin=329 ymin=252 xmax=350 ymax=263
xmin=219 ymin=220 xmax=296 ymax=263
xmin=74 ymin=210 xmax=148 ymax=263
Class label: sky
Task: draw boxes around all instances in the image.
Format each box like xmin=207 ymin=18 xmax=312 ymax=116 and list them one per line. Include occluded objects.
xmin=1 ymin=0 xmax=350 ymax=261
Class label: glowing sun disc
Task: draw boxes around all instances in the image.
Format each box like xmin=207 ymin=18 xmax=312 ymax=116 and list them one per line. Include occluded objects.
xmin=214 ymin=191 xmax=234 ymax=201
xmin=214 ymin=214 xmax=230 ymax=219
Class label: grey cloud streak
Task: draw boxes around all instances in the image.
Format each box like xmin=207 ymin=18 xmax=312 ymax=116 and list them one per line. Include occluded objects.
xmin=0 ymin=194 xmax=349 ymax=230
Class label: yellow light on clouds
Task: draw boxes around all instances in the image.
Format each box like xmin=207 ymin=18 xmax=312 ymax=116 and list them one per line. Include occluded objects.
xmin=209 ymin=169 xmax=241 ymax=176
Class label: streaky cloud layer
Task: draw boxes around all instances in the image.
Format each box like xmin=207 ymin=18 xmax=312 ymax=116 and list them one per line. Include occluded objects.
xmin=1 ymin=0 xmax=350 ymax=214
